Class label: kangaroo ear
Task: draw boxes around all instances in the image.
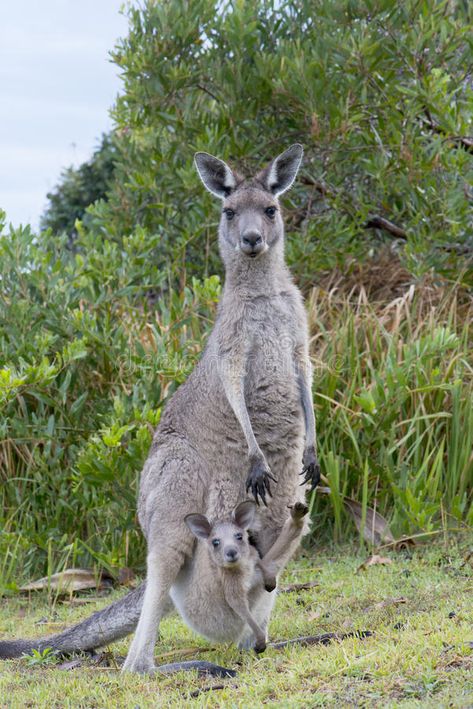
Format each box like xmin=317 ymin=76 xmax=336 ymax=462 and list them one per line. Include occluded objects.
xmin=185 ymin=513 xmax=212 ymax=539
xmin=232 ymin=500 xmax=257 ymax=529
xmin=194 ymin=152 xmax=237 ymax=199
xmin=257 ymin=144 xmax=303 ymax=196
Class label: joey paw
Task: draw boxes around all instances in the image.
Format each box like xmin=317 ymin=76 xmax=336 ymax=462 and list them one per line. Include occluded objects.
xmin=290 ymin=501 xmax=309 ymax=522
xmin=254 ymin=640 xmax=267 ymax=654
xmin=300 ymin=446 xmax=321 ymax=490
xmin=246 ymin=459 xmax=277 ymax=506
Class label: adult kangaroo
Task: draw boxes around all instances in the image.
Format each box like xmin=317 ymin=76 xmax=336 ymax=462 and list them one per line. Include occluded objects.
xmin=0 ymin=145 xmax=319 ymax=674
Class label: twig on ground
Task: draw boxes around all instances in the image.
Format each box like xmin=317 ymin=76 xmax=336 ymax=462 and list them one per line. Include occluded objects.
xmin=269 ymin=630 xmax=373 ymax=650
xmin=190 ymin=683 xmax=238 ymax=698
xmin=363 ymin=216 xmax=407 ymax=240
xmin=278 ymin=581 xmax=319 ymax=594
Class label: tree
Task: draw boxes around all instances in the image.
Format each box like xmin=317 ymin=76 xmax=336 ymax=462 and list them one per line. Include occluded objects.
xmin=41 ymin=133 xmax=118 ymax=244
xmin=85 ymin=0 xmax=472 ymax=287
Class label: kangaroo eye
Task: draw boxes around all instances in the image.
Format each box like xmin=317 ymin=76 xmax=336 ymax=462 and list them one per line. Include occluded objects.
xmin=223 ymin=208 xmax=235 ymax=221
xmin=265 ymin=206 xmax=276 ymax=218
xmin=235 ymin=533 xmax=243 ymax=541
xmin=212 ymin=539 xmax=220 ymax=547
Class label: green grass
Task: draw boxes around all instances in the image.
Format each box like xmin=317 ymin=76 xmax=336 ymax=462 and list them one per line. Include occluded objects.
xmin=1 ymin=537 xmax=472 ymax=708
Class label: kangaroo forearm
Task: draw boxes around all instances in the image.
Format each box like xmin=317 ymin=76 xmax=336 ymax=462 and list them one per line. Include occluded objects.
xmin=225 ymin=593 xmax=264 ymax=643
xmin=297 ymin=371 xmax=316 ymax=448
xmin=221 ymin=371 xmax=264 ymax=460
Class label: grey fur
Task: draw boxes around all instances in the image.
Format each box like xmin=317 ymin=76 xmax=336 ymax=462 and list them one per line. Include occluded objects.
xmin=0 ymin=145 xmax=319 ymax=673
xmin=184 ymin=500 xmax=309 ymax=654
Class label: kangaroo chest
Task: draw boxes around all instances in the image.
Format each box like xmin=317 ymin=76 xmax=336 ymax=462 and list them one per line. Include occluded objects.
xmin=170 ymin=551 xmax=262 ymax=644
xmin=243 ymin=295 xmax=304 ymax=423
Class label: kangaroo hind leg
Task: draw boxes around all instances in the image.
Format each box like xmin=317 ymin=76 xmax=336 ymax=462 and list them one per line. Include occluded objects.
xmin=123 ymin=448 xmax=202 ymax=674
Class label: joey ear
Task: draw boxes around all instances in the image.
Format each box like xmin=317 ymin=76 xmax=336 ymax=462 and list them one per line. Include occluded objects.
xmin=194 ymin=152 xmax=237 ymax=199
xmin=232 ymin=500 xmax=257 ymax=529
xmin=257 ymin=144 xmax=303 ymax=196
xmin=185 ymin=513 xmax=212 ymax=540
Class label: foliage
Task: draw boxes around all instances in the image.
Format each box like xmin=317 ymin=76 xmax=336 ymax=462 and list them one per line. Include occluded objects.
xmin=40 ymin=134 xmax=118 ymax=245
xmin=0 ymin=210 xmax=472 ymax=585
xmin=308 ymin=280 xmax=473 ymax=540
xmin=83 ymin=0 xmax=473 ymax=287
xmin=1 ymin=0 xmax=473 ymax=585
xmin=1 ymin=542 xmax=473 ymax=705
xmin=21 ymin=647 xmax=58 ymax=667
xmin=0 ymin=212 xmax=218 ymax=585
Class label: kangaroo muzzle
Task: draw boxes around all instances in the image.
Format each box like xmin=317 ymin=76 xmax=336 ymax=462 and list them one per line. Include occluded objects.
xmin=240 ymin=230 xmax=265 ymax=257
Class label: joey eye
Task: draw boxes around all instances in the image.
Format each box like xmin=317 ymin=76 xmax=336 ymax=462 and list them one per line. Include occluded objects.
xmin=223 ymin=208 xmax=235 ymax=221
xmin=265 ymin=206 xmax=276 ymax=218
xmin=235 ymin=533 xmax=243 ymax=541
xmin=212 ymin=539 xmax=220 ymax=548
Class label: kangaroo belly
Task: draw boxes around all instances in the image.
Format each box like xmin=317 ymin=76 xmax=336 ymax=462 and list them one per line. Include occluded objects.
xmin=170 ymin=559 xmax=247 ymax=643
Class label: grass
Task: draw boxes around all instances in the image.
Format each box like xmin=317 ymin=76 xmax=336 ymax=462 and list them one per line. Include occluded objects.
xmin=1 ymin=536 xmax=472 ymax=708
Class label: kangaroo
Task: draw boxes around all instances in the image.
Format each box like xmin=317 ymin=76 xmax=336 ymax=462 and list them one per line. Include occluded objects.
xmin=0 ymin=145 xmax=319 ymax=673
xmin=183 ymin=500 xmax=309 ymax=655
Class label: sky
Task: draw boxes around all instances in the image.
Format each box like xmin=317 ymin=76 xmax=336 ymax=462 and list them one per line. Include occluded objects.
xmin=0 ymin=1 xmax=128 ymax=229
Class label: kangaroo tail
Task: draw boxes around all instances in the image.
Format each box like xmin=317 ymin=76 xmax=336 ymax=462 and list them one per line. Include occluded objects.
xmin=0 ymin=583 xmax=145 ymax=659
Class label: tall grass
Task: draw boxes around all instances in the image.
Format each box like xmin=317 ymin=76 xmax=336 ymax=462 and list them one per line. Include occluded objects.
xmin=309 ymin=278 xmax=473 ymax=540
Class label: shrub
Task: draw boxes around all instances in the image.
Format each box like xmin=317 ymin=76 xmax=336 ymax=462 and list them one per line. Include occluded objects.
xmin=84 ymin=0 xmax=473 ymax=286
xmin=1 ymin=211 xmax=471 ymax=586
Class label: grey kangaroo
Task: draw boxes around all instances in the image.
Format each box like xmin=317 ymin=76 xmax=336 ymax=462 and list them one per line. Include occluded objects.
xmin=0 ymin=145 xmax=319 ymax=673
xmin=183 ymin=500 xmax=309 ymax=655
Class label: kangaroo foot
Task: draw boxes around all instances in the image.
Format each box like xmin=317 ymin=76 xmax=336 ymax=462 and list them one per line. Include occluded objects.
xmin=122 ymin=655 xmax=156 ymax=675
xmin=254 ymin=638 xmax=267 ymax=654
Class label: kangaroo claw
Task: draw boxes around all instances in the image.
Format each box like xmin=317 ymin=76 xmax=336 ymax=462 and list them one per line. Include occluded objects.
xmin=246 ymin=460 xmax=277 ymax=506
xmin=300 ymin=447 xmax=320 ymax=490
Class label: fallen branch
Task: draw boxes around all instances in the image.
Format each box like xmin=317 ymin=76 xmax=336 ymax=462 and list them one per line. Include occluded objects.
xmin=278 ymin=581 xmax=319 ymax=594
xmin=190 ymin=683 xmax=238 ymax=698
xmin=269 ymin=630 xmax=373 ymax=650
xmin=363 ymin=216 xmax=407 ymax=240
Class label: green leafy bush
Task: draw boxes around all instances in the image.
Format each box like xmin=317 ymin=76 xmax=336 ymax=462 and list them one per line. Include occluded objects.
xmin=86 ymin=0 xmax=473 ymax=286
xmin=1 ymin=0 xmax=473 ymax=585
xmin=0 ymin=211 xmax=218 ymax=586
xmin=1 ymin=209 xmax=472 ymax=586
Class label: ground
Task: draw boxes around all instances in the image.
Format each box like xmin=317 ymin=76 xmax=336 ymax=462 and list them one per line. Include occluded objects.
xmin=0 ymin=537 xmax=472 ymax=708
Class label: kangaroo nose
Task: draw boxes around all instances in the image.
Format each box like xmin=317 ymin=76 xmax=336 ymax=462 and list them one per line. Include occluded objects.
xmin=225 ymin=548 xmax=238 ymax=563
xmin=241 ymin=231 xmax=262 ymax=248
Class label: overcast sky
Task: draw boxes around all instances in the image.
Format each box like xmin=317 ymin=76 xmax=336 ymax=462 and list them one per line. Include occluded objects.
xmin=0 ymin=1 xmax=128 ymax=229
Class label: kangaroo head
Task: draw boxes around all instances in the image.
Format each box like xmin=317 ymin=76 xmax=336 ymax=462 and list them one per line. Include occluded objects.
xmin=194 ymin=145 xmax=303 ymax=265
xmin=185 ymin=500 xmax=257 ymax=569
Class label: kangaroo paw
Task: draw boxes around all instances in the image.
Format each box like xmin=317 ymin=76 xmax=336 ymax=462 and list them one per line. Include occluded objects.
xmin=299 ymin=446 xmax=320 ymax=490
xmin=290 ymin=501 xmax=309 ymax=521
xmin=246 ymin=459 xmax=277 ymax=506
